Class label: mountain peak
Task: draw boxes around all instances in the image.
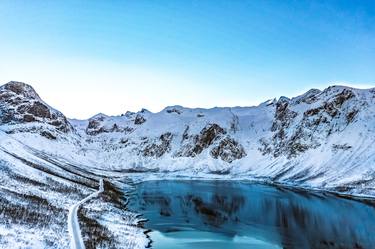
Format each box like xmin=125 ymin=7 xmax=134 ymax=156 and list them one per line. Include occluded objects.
xmin=0 ymin=81 xmax=72 ymax=133
xmin=2 ymin=81 xmax=41 ymax=100
xmin=90 ymin=113 xmax=109 ymax=120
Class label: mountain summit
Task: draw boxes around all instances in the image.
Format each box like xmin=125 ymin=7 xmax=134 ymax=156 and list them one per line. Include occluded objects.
xmin=0 ymin=81 xmax=72 ymax=134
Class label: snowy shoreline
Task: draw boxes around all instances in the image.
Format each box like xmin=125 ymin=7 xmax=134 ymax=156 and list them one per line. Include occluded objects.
xmin=124 ymin=172 xmax=375 ymax=201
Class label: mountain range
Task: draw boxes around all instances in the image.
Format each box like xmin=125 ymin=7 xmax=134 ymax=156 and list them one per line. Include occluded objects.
xmin=1 ymin=81 xmax=375 ymax=197
xmin=1 ymin=80 xmax=375 ymax=248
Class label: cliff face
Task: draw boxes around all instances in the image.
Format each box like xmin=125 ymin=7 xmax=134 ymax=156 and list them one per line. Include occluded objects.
xmin=261 ymin=87 xmax=364 ymax=158
xmin=1 ymin=81 xmax=375 ymax=196
xmin=0 ymin=81 xmax=73 ymax=136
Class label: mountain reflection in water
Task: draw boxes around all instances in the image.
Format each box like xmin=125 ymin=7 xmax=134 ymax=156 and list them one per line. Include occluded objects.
xmin=128 ymin=180 xmax=375 ymax=249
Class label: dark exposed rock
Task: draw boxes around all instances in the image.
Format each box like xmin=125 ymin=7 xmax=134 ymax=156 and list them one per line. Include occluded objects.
xmin=50 ymin=120 xmax=63 ymax=127
xmin=142 ymin=132 xmax=173 ymax=157
xmin=166 ymin=108 xmax=182 ymax=114
xmin=210 ymin=137 xmax=246 ymax=163
xmin=323 ymin=102 xmax=338 ymax=117
xmin=271 ymin=98 xmax=297 ymax=132
xmin=292 ymin=89 xmax=321 ymax=105
xmin=268 ymin=98 xmax=301 ymax=157
xmin=346 ymin=109 xmax=359 ymax=124
xmin=23 ymin=114 xmax=36 ymax=122
xmin=229 ymin=113 xmax=240 ymax=133
xmin=134 ymin=114 xmax=146 ymax=125
xmin=0 ymin=81 xmax=72 ymax=133
xmin=0 ymin=109 xmax=15 ymax=123
xmin=258 ymin=138 xmax=272 ymax=156
xmin=85 ymin=118 xmax=103 ymax=135
xmin=332 ymin=143 xmax=352 ymax=152
xmin=86 ymin=116 xmax=131 ymax=135
xmin=111 ymin=123 xmax=120 ymax=132
xmin=123 ymin=126 xmax=134 ymax=134
xmin=286 ymin=141 xmax=309 ymax=157
xmin=0 ymin=92 xmax=13 ymax=101
xmin=119 ymin=138 xmax=128 ymax=144
xmin=209 ymin=169 xmax=231 ymax=175
xmin=192 ymin=124 xmax=226 ymax=155
xmin=40 ymin=131 xmax=57 ymax=140
xmin=304 ymin=107 xmax=321 ymax=117
xmin=333 ymin=89 xmax=355 ymax=107
xmin=28 ymin=102 xmax=51 ymax=118
xmin=176 ymin=123 xmax=226 ymax=157
xmin=54 ymin=117 xmax=71 ymax=133
xmin=181 ymin=126 xmax=190 ymax=142
xmin=87 ymin=119 xmax=100 ymax=130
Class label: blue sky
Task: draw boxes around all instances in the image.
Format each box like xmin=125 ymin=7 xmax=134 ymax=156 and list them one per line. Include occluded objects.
xmin=0 ymin=0 xmax=374 ymax=118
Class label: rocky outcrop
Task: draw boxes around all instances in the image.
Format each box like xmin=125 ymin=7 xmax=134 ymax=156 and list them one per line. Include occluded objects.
xmin=176 ymin=123 xmax=226 ymax=157
xmin=210 ymin=137 xmax=246 ymax=163
xmin=0 ymin=81 xmax=72 ymax=133
xmin=262 ymin=88 xmax=361 ymax=158
xmin=142 ymin=132 xmax=173 ymax=157
xmin=268 ymin=97 xmax=299 ymax=157
xmin=138 ymin=123 xmax=246 ymax=162
xmin=271 ymin=97 xmax=298 ymax=133
xmin=166 ymin=108 xmax=182 ymax=114
xmin=134 ymin=114 xmax=146 ymax=125
xmin=86 ymin=114 xmax=134 ymax=135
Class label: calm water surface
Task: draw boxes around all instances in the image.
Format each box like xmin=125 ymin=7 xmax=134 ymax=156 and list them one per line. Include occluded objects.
xmin=128 ymin=180 xmax=375 ymax=249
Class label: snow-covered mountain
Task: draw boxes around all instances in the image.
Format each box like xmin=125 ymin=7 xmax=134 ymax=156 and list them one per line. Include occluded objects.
xmin=1 ymin=80 xmax=375 ymax=248
xmin=1 ymin=81 xmax=375 ymax=197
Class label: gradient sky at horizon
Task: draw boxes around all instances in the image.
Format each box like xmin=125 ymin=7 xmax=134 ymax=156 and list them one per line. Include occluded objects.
xmin=0 ymin=0 xmax=374 ymax=119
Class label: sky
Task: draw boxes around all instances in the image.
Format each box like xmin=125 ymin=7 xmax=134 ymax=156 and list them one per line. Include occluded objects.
xmin=0 ymin=0 xmax=374 ymax=119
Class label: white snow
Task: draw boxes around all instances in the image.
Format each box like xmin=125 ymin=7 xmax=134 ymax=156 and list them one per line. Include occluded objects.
xmin=68 ymin=179 xmax=104 ymax=249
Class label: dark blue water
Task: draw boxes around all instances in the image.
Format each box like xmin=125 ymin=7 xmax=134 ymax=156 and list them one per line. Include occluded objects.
xmin=128 ymin=180 xmax=375 ymax=249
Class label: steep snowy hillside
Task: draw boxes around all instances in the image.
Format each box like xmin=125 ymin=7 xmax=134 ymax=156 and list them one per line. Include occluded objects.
xmin=0 ymin=82 xmax=147 ymax=248
xmin=1 ymin=81 xmax=375 ymax=198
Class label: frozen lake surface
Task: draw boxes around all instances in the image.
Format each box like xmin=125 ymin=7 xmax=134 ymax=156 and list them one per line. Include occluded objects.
xmin=128 ymin=180 xmax=375 ymax=249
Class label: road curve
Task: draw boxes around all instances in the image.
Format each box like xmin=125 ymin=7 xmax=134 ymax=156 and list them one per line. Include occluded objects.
xmin=68 ymin=179 xmax=104 ymax=249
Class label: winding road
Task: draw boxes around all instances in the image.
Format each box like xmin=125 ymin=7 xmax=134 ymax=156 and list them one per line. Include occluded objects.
xmin=68 ymin=179 xmax=104 ymax=249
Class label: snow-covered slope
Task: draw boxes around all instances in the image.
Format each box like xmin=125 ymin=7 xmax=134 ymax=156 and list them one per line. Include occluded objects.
xmin=1 ymin=81 xmax=375 ymax=197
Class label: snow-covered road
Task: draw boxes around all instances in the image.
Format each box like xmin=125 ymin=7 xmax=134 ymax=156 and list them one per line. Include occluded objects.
xmin=68 ymin=179 xmax=104 ymax=249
